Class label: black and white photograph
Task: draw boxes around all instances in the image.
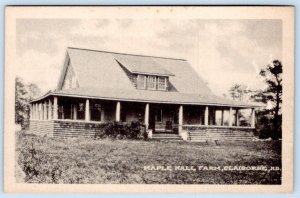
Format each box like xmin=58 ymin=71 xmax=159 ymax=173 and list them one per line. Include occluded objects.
xmin=4 ymin=6 xmax=294 ymax=193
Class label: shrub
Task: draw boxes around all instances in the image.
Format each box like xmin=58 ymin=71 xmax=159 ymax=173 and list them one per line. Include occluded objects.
xmin=255 ymin=111 xmax=282 ymax=140
xmin=94 ymin=121 xmax=147 ymax=140
xmin=18 ymin=142 xmax=63 ymax=183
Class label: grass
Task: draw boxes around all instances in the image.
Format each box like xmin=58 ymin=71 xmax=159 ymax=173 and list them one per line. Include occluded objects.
xmin=16 ymin=130 xmax=281 ymax=184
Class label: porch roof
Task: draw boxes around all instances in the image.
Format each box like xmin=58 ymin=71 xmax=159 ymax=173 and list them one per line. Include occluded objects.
xmin=30 ymin=87 xmax=262 ymax=108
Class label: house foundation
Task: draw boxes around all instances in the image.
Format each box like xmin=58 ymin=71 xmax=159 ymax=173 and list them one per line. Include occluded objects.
xmin=30 ymin=119 xmax=108 ymax=138
xmin=182 ymin=125 xmax=254 ymax=142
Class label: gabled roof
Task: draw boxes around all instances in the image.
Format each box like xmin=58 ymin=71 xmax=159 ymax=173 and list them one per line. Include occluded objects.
xmin=59 ymin=47 xmax=213 ymax=96
xmin=38 ymin=47 xmax=259 ymax=108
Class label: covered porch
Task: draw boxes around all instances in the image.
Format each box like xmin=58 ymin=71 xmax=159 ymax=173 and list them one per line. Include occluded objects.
xmin=29 ymin=94 xmax=257 ymax=140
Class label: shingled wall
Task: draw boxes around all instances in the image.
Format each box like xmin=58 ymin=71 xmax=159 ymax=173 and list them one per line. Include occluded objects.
xmin=30 ymin=120 xmax=54 ymax=137
xmin=29 ymin=120 xmax=106 ymax=138
xmin=182 ymin=125 xmax=254 ymax=142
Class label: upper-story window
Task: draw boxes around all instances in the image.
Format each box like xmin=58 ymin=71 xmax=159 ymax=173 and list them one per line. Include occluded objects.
xmin=157 ymin=76 xmax=167 ymax=90
xmin=147 ymin=75 xmax=156 ymax=90
xmin=135 ymin=74 xmax=168 ymax=91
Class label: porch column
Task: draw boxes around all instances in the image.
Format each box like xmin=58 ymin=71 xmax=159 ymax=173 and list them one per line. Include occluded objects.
xmin=31 ymin=104 xmax=34 ymax=119
xmin=36 ymin=103 xmax=39 ymax=119
xmin=43 ymin=101 xmax=47 ymax=120
xmin=236 ymin=109 xmax=239 ymax=126
xmin=85 ymin=99 xmax=90 ymax=121
xmin=251 ymin=108 xmax=255 ymax=128
xmin=116 ymin=101 xmax=121 ymax=122
xmin=73 ymin=105 xmax=77 ymax=120
xmin=39 ymin=103 xmax=42 ymax=120
xmin=178 ymin=105 xmax=183 ymax=133
xmin=221 ymin=108 xmax=225 ymax=126
xmin=48 ymin=99 xmax=52 ymax=120
xmin=204 ymin=106 xmax=209 ymax=126
xmin=34 ymin=104 xmax=37 ymax=119
xmin=144 ymin=103 xmax=149 ymax=130
xmin=29 ymin=104 xmax=33 ymax=120
xmin=39 ymin=103 xmax=43 ymax=120
xmin=53 ymin=97 xmax=58 ymax=119
xmin=229 ymin=107 xmax=233 ymax=126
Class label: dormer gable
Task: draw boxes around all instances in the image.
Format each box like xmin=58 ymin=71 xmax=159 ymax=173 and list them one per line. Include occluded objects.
xmin=114 ymin=55 xmax=174 ymax=91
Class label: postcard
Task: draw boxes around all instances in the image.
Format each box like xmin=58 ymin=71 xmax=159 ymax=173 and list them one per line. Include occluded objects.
xmin=4 ymin=6 xmax=294 ymax=193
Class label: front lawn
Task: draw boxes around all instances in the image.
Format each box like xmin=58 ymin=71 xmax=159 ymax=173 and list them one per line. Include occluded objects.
xmin=16 ymin=130 xmax=281 ymax=184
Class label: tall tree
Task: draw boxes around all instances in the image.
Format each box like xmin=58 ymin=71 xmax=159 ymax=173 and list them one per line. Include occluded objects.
xmin=27 ymin=83 xmax=41 ymax=100
xmin=229 ymin=83 xmax=251 ymax=102
xmin=259 ymin=60 xmax=282 ymax=139
xmin=15 ymin=77 xmax=28 ymax=127
xmin=15 ymin=77 xmax=41 ymax=129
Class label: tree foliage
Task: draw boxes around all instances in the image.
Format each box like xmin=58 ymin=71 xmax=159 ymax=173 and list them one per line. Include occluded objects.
xmin=259 ymin=60 xmax=282 ymax=110
xmin=257 ymin=60 xmax=282 ymax=139
xmin=229 ymin=84 xmax=251 ymax=102
xmin=15 ymin=77 xmax=41 ymax=129
xmin=228 ymin=60 xmax=282 ymax=139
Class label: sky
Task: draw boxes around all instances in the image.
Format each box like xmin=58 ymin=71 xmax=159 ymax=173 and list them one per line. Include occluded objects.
xmin=16 ymin=19 xmax=282 ymax=96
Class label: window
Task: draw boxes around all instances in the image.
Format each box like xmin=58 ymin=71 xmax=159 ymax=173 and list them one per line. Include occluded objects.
xmin=137 ymin=74 xmax=146 ymax=89
xmin=58 ymin=106 xmax=64 ymax=119
xmin=157 ymin=76 xmax=167 ymax=90
xmin=134 ymin=74 xmax=168 ymax=91
xmin=77 ymin=103 xmax=85 ymax=120
xmin=232 ymin=110 xmax=237 ymax=126
xmin=222 ymin=110 xmax=230 ymax=126
xmin=215 ymin=110 xmax=222 ymax=126
xmin=91 ymin=103 xmax=102 ymax=121
xmin=147 ymin=76 xmax=156 ymax=90
xmin=64 ymin=103 xmax=72 ymax=119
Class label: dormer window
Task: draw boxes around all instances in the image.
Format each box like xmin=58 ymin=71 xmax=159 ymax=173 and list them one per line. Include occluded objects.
xmin=114 ymin=56 xmax=173 ymax=91
xmin=157 ymin=76 xmax=167 ymax=90
xmin=147 ymin=75 xmax=156 ymax=90
xmin=135 ymin=74 xmax=168 ymax=91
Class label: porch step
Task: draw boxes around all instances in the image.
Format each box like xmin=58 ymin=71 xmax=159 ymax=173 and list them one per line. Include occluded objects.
xmin=152 ymin=133 xmax=183 ymax=141
xmin=155 ymin=128 xmax=174 ymax=133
